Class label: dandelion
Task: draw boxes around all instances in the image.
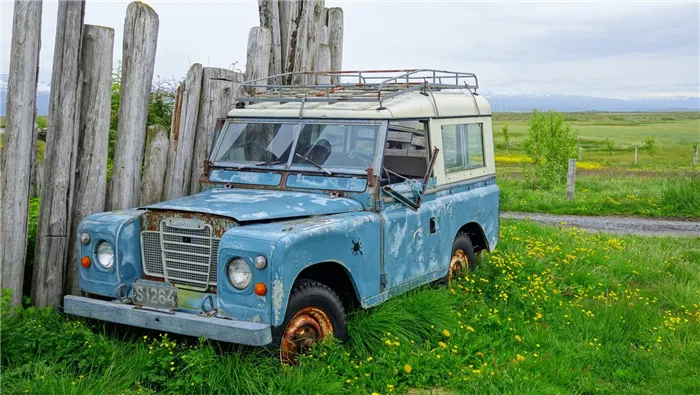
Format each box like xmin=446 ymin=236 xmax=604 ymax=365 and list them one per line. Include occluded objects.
xmin=515 ymin=335 xmax=522 ymax=342
xmin=404 ymin=364 xmax=412 ymax=373
xmin=438 ymin=341 xmax=447 ymax=348
xmin=443 ymin=329 xmax=451 ymax=337
xmin=516 ymin=354 xmax=526 ymax=362
xmin=170 ymin=367 xmax=175 ymax=371
xmin=385 ymin=340 xmax=392 ymax=346
xmin=466 ymin=325 xmax=475 ymax=332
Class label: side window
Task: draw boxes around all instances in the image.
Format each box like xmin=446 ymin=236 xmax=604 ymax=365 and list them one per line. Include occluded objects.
xmin=440 ymin=123 xmax=484 ymax=173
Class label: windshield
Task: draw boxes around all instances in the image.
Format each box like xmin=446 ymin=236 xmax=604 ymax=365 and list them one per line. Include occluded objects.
xmin=211 ymin=122 xmax=380 ymax=173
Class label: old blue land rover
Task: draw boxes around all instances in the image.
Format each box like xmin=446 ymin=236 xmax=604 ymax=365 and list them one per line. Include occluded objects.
xmin=64 ymin=70 xmax=499 ymax=363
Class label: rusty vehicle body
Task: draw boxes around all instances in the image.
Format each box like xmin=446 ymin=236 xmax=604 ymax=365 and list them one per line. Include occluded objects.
xmin=64 ymin=69 xmax=499 ymax=362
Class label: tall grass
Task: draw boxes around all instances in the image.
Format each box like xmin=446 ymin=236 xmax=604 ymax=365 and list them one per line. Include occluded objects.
xmin=3 ymin=220 xmax=699 ymax=394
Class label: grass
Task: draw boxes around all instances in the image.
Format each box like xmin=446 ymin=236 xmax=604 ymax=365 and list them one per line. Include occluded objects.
xmin=3 ymin=220 xmax=699 ymax=394
xmin=493 ymin=112 xmax=700 ymax=218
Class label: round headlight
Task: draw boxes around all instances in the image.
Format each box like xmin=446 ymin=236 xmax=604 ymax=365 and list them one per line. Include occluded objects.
xmin=227 ymin=258 xmax=252 ymax=290
xmin=95 ymin=241 xmax=114 ymax=269
xmin=80 ymin=232 xmax=90 ymax=244
xmin=254 ymin=255 xmax=267 ymax=269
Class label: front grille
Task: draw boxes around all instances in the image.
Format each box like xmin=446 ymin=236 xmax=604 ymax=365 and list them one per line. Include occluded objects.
xmin=140 ymin=220 xmax=221 ymax=291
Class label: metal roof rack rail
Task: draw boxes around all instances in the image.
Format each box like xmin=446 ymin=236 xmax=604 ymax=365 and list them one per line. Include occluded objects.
xmin=235 ymin=69 xmax=479 ymax=107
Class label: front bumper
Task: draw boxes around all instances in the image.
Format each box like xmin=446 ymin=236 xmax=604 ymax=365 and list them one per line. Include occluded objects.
xmin=64 ymin=296 xmax=272 ymax=346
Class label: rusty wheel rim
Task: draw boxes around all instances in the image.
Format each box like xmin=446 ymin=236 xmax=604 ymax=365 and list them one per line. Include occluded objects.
xmin=448 ymin=249 xmax=469 ymax=283
xmin=280 ymin=306 xmax=334 ymax=365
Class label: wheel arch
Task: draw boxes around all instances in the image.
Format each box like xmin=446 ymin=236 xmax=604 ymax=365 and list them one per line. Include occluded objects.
xmin=292 ymin=261 xmax=361 ymax=312
xmin=457 ymin=222 xmax=490 ymax=252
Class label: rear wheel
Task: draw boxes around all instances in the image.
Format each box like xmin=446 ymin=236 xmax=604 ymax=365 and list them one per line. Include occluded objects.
xmin=271 ymin=280 xmax=347 ymax=365
xmin=442 ymin=232 xmax=476 ymax=284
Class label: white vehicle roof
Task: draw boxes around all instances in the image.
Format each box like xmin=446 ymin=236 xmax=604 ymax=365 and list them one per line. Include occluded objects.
xmin=229 ymin=69 xmax=492 ymax=120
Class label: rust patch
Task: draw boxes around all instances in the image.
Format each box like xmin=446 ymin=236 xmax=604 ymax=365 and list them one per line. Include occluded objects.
xmin=141 ymin=210 xmax=237 ymax=238
xmin=280 ymin=306 xmax=334 ymax=365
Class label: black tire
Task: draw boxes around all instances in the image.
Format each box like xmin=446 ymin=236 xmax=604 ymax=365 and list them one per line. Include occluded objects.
xmin=271 ymin=280 xmax=347 ymax=362
xmin=441 ymin=231 xmax=476 ymax=284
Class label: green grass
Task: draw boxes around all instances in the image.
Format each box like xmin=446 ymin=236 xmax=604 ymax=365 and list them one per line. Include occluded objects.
xmin=3 ymin=220 xmax=699 ymax=394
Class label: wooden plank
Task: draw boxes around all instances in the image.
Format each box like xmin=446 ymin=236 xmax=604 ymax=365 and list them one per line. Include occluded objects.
xmin=327 ymin=7 xmax=343 ymax=83
xmin=566 ymin=159 xmax=576 ymax=201
xmin=316 ymin=44 xmax=331 ymax=83
xmin=387 ymin=131 xmax=413 ymax=143
xmin=32 ymin=0 xmax=85 ymax=308
xmin=108 ymin=1 xmax=159 ymax=210
xmin=302 ymin=0 xmax=325 ymax=82
xmin=258 ymin=0 xmax=282 ymax=79
xmin=163 ymin=84 xmax=183 ymax=201
xmin=411 ymin=135 xmax=426 ymax=147
xmin=279 ymin=0 xmax=301 ymax=77
xmin=140 ymin=125 xmax=169 ymax=206
xmin=189 ymin=68 xmax=241 ymax=195
xmin=245 ymin=27 xmax=271 ymax=93
xmin=65 ymin=25 xmax=114 ymax=296
xmin=290 ymin=0 xmax=317 ymax=84
xmin=167 ymin=63 xmax=202 ymax=199
xmin=0 ymin=0 xmax=43 ymax=306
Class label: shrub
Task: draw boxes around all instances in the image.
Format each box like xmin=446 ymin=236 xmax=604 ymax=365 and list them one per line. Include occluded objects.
xmin=501 ymin=124 xmax=511 ymax=155
xmin=522 ymin=110 xmax=578 ymax=187
xmin=642 ymin=136 xmax=657 ymax=161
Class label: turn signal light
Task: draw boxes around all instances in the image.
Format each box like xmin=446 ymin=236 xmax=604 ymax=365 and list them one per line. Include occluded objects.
xmin=81 ymin=256 xmax=91 ymax=268
xmin=254 ymin=282 xmax=267 ymax=296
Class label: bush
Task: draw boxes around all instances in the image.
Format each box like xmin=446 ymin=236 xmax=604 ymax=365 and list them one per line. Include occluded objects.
xmin=522 ymin=110 xmax=578 ymax=187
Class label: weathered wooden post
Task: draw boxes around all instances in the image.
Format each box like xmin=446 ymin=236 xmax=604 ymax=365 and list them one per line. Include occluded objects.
xmin=327 ymin=7 xmax=343 ymax=82
xmin=189 ymin=68 xmax=241 ymax=195
xmin=278 ymin=0 xmax=299 ymax=78
xmin=694 ymin=145 xmax=698 ymax=166
xmin=108 ymin=2 xmax=159 ymax=210
xmin=163 ymin=85 xmax=183 ymax=201
xmin=167 ymin=63 xmax=203 ymax=199
xmin=64 ymin=25 xmax=115 ymax=296
xmin=566 ymin=159 xmax=576 ymax=201
xmin=258 ymin=0 xmax=282 ymax=79
xmin=0 ymin=0 xmax=43 ymax=306
xmin=317 ymin=44 xmax=331 ymax=83
xmin=140 ymin=125 xmax=169 ymax=206
xmin=32 ymin=0 xmax=85 ymax=308
xmin=634 ymin=146 xmax=638 ymax=165
xmin=246 ymin=27 xmax=272 ymax=93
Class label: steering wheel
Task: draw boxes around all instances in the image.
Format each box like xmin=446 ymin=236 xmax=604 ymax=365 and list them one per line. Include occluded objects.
xmin=241 ymin=142 xmax=278 ymax=162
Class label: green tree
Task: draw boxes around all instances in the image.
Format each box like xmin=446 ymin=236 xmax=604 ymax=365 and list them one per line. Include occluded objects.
xmin=501 ymin=124 xmax=511 ymax=155
xmin=604 ymin=137 xmax=614 ymax=159
xmin=642 ymin=136 xmax=657 ymax=162
xmin=522 ymin=109 xmax=578 ymax=187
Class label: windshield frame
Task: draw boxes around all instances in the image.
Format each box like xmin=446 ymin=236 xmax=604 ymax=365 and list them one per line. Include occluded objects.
xmin=209 ymin=118 xmax=388 ymax=176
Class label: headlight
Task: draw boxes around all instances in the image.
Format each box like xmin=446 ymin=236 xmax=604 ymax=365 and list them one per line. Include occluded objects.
xmin=254 ymin=255 xmax=267 ymax=269
xmin=227 ymin=258 xmax=252 ymax=290
xmin=95 ymin=241 xmax=114 ymax=269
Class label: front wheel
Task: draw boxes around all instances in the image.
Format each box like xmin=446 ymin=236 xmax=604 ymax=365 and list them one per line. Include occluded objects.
xmin=441 ymin=232 xmax=476 ymax=284
xmin=271 ymin=280 xmax=347 ymax=365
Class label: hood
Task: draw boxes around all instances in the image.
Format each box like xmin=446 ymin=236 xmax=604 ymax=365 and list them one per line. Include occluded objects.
xmin=143 ymin=188 xmax=364 ymax=222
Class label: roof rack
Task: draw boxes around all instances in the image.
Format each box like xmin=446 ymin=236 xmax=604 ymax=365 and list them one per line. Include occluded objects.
xmin=236 ymin=69 xmax=479 ymax=107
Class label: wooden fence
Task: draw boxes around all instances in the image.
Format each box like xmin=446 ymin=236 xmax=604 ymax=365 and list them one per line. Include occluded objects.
xmin=0 ymin=0 xmax=344 ymax=307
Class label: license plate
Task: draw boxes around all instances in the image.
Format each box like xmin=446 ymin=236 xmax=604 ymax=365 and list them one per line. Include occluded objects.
xmin=132 ymin=281 xmax=178 ymax=310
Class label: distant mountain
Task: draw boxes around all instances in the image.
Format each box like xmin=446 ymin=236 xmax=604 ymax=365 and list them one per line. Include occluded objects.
xmin=1 ymin=73 xmax=699 ymax=116
xmin=481 ymin=90 xmax=700 ymax=112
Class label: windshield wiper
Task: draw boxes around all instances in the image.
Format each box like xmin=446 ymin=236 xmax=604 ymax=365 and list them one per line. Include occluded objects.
xmin=294 ymin=153 xmax=333 ymax=175
xmin=235 ymin=159 xmax=287 ymax=171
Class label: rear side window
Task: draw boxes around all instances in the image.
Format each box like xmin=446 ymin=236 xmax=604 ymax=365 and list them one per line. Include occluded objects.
xmin=441 ymin=123 xmax=484 ymax=173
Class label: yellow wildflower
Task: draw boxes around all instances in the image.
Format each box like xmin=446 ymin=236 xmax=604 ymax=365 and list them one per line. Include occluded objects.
xmin=404 ymin=364 xmax=412 ymax=373
xmin=466 ymin=326 xmax=475 ymax=332
xmin=516 ymin=354 xmax=526 ymax=362
xmin=515 ymin=335 xmax=522 ymax=342
xmin=438 ymin=341 xmax=447 ymax=348
xmin=443 ymin=329 xmax=451 ymax=337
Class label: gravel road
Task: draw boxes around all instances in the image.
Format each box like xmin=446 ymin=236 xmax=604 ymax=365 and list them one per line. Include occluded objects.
xmin=501 ymin=212 xmax=700 ymax=237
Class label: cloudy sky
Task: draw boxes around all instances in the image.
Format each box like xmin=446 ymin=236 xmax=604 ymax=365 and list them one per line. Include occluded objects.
xmin=1 ymin=0 xmax=698 ymax=98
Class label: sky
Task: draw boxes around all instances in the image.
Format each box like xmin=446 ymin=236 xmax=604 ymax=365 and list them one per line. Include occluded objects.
xmin=1 ymin=0 xmax=699 ymax=99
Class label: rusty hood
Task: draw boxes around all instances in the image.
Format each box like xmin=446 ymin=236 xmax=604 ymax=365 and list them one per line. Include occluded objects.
xmin=143 ymin=188 xmax=364 ymax=222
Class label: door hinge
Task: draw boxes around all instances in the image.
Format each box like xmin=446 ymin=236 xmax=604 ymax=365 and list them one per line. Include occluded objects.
xmin=380 ymin=272 xmax=388 ymax=286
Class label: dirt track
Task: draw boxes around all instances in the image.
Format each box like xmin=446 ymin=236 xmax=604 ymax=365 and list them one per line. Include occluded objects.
xmin=501 ymin=212 xmax=700 ymax=237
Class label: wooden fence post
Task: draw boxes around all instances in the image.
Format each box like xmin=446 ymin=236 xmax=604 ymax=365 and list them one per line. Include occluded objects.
xmin=694 ymin=146 xmax=698 ymax=166
xmin=167 ymin=63 xmax=203 ymax=199
xmin=140 ymin=125 xmax=169 ymax=206
xmin=32 ymin=0 xmax=85 ymax=308
xmin=246 ymin=27 xmax=272 ymax=93
xmin=327 ymin=7 xmax=343 ymax=83
xmin=0 ymin=0 xmax=43 ymax=306
xmin=634 ymin=146 xmax=638 ymax=165
xmin=258 ymin=0 xmax=282 ymax=79
xmin=163 ymin=84 xmax=183 ymax=201
xmin=279 ymin=0 xmax=300 ymax=78
xmin=317 ymin=44 xmax=331 ymax=83
xmin=64 ymin=25 xmax=114 ymax=296
xmin=189 ymin=68 xmax=241 ymax=195
xmin=566 ymin=159 xmax=576 ymax=201
xmin=108 ymin=2 xmax=159 ymax=210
